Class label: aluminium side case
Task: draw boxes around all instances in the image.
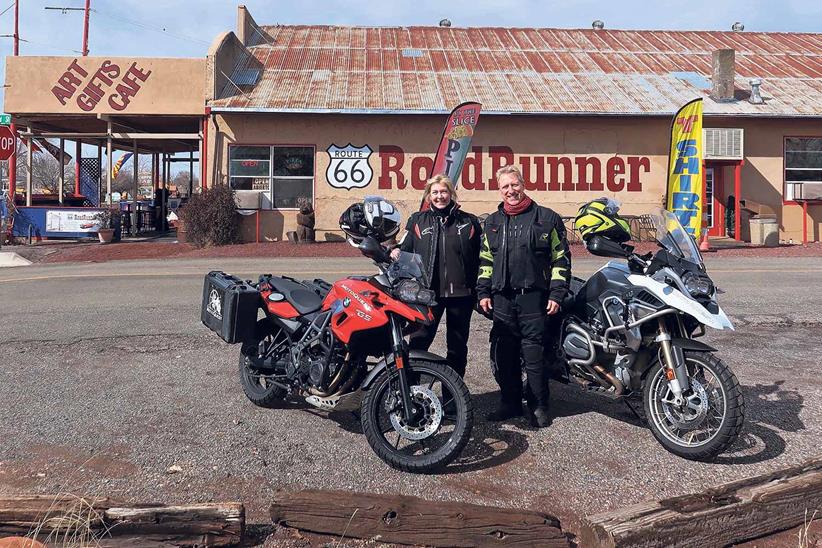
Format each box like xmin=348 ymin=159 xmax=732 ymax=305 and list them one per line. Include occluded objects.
xmin=201 ymin=271 xmax=260 ymax=344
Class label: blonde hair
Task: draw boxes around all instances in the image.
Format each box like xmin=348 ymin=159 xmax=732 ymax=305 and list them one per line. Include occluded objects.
xmin=496 ymin=165 xmax=524 ymax=184
xmin=423 ymin=174 xmax=458 ymax=203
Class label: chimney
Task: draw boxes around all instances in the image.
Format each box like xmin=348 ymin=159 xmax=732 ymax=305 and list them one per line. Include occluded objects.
xmin=711 ymin=49 xmax=736 ymax=102
xmin=749 ymin=78 xmax=764 ymax=104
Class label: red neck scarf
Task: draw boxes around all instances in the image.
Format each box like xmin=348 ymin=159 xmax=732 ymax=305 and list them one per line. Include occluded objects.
xmin=503 ymin=194 xmax=533 ymax=216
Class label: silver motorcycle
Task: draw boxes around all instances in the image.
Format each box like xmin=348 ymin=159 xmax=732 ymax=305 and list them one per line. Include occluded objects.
xmin=556 ymin=208 xmax=744 ymax=461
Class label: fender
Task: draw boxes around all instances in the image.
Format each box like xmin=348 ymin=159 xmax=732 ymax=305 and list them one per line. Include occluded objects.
xmin=361 ymin=350 xmax=448 ymax=389
xmin=671 ymin=337 xmax=717 ymax=352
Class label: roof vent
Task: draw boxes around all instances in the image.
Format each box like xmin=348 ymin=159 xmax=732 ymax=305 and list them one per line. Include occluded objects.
xmin=749 ymin=78 xmax=764 ymax=104
xmin=439 ymin=18 xmax=451 ymax=27
xmin=731 ymin=21 xmax=744 ymax=32
xmin=592 ymin=20 xmax=605 ymax=30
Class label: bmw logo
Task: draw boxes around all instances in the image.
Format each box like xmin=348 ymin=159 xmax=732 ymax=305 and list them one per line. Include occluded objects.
xmin=342 ymin=297 xmax=351 ymax=307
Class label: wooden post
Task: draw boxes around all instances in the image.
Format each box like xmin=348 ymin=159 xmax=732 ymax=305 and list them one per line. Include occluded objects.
xmin=97 ymin=142 xmax=102 ymax=206
xmin=802 ymin=200 xmax=809 ymax=245
xmin=74 ymin=139 xmax=81 ymax=196
xmin=189 ymin=148 xmax=194 ymax=197
xmin=734 ymin=160 xmax=742 ymax=242
xmin=105 ymin=121 xmax=112 ymax=205
xmin=58 ymin=138 xmax=65 ymax=205
xmin=200 ymin=114 xmax=208 ymax=191
xmin=580 ymin=456 xmax=822 ymax=548
xmin=132 ymin=140 xmax=138 ymax=235
xmin=270 ymin=490 xmax=568 ymax=547
xmin=25 ymin=130 xmax=32 ymax=207
xmin=0 ymin=495 xmax=244 ymax=546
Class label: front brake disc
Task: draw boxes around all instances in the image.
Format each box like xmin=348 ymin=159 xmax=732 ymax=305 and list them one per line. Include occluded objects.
xmin=389 ymin=385 xmax=443 ymax=441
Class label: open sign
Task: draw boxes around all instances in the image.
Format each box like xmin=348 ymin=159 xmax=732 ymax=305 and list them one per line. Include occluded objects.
xmin=0 ymin=127 xmax=16 ymax=161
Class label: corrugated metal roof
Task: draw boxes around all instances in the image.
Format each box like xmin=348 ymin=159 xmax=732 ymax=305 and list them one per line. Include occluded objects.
xmin=209 ymin=26 xmax=822 ymax=116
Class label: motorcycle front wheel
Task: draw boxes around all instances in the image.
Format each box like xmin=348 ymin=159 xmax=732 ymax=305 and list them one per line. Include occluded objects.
xmin=361 ymin=360 xmax=473 ymax=474
xmin=643 ymin=351 xmax=744 ymax=461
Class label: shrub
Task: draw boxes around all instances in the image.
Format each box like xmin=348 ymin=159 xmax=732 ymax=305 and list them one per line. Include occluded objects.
xmin=93 ymin=207 xmax=122 ymax=229
xmin=178 ymin=185 xmax=239 ymax=247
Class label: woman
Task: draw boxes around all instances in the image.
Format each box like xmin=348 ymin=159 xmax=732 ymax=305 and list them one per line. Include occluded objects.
xmin=390 ymin=175 xmax=482 ymax=377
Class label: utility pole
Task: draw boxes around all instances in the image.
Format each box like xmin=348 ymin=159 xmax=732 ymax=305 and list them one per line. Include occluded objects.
xmin=8 ymin=1 xmax=19 ymax=200
xmin=82 ymin=0 xmax=90 ymax=56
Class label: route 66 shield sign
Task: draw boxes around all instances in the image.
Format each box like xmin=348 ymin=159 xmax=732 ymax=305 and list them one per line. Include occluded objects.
xmin=326 ymin=143 xmax=373 ymax=190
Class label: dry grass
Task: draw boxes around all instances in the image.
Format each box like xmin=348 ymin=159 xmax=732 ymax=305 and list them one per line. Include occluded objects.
xmin=25 ymin=493 xmax=113 ymax=548
xmin=797 ymin=509 xmax=819 ymax=548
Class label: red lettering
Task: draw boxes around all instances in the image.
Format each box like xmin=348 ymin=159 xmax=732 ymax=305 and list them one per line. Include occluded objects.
xmin=487 ymin=146 xmax=514 ymax=190
xmin=606 ymin=157 xmax=626 ymax=192
xmin=547 ymin=156 xmax=573 ymax=191
xmin=575 ymin=157 xmax=602 ymax=192
xmin=378 ymin=145 xmax=405 ymax=189
xmin=411 ymin=156 xmax=434 ymax=190
xmin=520 ymin=156 xmax=546 ymax=191
xmin=125 ymin=62 xmax=152 ymax=82
xmin=626 ymin=156 xmax=650 ymax=192
xmin=67 ymin=58 xmax=88 ymax=78
xmin=76 ymin=93 xmax=98 ymax=112
xmin=461 ymin=146 xmax=484 ymax=190
xmin=98 ymin=60 xmax=121 ymax=83
xmin=51 ymin=84 xmax=75 ymax=106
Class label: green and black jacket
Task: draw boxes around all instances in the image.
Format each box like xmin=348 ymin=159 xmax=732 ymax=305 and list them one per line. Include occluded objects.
xmin=477 ymin=201 xmax=571 ymax=303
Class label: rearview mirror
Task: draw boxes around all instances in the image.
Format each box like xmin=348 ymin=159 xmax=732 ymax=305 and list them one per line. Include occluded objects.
xmin=359 ymin=236 xmax=390 ymax=263
xmin=586 ymin=235 xmax=628 ymax=258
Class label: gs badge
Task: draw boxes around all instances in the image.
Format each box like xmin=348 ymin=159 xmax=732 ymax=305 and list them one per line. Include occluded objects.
xmin=326 ymin=143 xmax=373 ymax=190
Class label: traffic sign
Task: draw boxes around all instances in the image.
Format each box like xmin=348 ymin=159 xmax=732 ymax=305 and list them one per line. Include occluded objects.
xmin=0 ymin=114 xmax=11 ymax=126
xmin=0 ymin=126 xmax=16 ymax=161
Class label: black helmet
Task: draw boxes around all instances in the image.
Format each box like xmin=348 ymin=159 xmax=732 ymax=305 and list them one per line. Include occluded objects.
xmin=339 ymin=202 xmax=368 ymax=245
xmin=339 ymin=197 xmax=401 ymax=245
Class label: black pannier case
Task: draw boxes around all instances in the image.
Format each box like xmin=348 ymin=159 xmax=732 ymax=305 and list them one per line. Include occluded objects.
xmin=201 ymin=271 xmax=260 ymax=344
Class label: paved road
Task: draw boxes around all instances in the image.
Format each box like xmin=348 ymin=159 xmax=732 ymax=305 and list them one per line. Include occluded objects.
xmin=1 ymin=256 xmax=821 ymax=534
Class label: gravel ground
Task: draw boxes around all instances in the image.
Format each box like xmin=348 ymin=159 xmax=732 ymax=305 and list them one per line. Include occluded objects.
xmin=1 ymin=257 xmax=820 ymax=545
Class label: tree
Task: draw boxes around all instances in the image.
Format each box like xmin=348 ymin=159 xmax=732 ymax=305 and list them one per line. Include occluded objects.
xmin=171 ymin=170 xmax=199 ymax=196
xmin=7 ymin=140 xmax=75 ymax=196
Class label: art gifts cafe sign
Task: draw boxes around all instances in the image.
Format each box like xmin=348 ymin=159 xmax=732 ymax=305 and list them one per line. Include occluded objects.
xmin=51 ymin=58 xmax=152 ymax=112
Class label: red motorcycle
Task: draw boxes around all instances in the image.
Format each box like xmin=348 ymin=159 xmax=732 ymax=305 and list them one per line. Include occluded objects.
xmin=201 ymin=237 xmax=473 ymax=473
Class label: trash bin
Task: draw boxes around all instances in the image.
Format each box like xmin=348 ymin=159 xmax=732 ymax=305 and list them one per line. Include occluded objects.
xmin=749 ymin=215 xmax=779 ymax=247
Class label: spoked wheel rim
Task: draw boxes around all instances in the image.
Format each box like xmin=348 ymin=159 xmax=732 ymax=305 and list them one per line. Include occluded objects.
xmin=372 ymin=369 xmax=463 ymax=459
xmin=648 ymin=357 xmax=728 ymax=448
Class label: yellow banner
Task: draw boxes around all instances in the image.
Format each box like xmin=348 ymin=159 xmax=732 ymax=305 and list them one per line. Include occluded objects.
xmin=666 ymin=98 xmax=704 ymax=238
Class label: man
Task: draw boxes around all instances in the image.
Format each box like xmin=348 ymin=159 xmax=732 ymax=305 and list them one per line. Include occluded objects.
xmin=477 ymin=165 xmax=571 ymax=427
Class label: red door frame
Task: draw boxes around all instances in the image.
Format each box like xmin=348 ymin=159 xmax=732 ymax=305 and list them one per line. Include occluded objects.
xmin=706 ymin=165 xmax=725 ymax=237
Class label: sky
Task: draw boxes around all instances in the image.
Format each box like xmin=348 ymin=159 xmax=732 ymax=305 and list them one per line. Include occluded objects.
xmin=0 ymin=0 xmax=819 ymax=165
xmin=1 ymin=0 xmax=820 ymax=104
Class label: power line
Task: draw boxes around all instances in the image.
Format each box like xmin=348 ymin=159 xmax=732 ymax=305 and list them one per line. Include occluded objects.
xmin=91 ymin=9 xmax=211 ymax=47
xmin=0 ymin=2 xmax=15 ymax=18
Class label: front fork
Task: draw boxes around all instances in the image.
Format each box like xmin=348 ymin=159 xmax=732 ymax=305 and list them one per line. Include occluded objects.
xmin=655 ymin=318 xmax=691 ymax=406
xmin=389 ymin=314 xmax=417 ymax=423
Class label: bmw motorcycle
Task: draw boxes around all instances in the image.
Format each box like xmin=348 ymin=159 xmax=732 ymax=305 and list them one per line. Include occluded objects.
xmin=555 ymin=208 xmax=744 ymax=461
xmin=201 ymin=237 xmax=473 ymax=473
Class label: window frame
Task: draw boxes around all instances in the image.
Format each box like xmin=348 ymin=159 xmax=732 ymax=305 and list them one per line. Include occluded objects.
xmin=783 ymin=136 xmax=822 ymax=204
xmin=228 ymin=143 xmax=316 ymax=211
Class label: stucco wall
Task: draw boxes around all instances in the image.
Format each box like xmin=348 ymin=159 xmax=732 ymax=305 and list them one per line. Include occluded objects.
xmin=207 ymin=112 xmax=822 ymax=242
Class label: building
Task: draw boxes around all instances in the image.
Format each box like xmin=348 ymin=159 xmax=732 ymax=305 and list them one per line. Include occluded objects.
xmin=4 ymin=5 xmax=821 ymax=242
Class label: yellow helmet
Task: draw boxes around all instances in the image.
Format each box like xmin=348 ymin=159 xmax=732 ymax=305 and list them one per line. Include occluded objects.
xmin=574 ymin=198 xmax=631 ymax=243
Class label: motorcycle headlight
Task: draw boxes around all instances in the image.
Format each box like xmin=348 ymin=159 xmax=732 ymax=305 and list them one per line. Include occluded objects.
xmin=682 ymin=272 xmax=713 ymax=297
xmin=396 ymin=279 xmax=436 ymax=306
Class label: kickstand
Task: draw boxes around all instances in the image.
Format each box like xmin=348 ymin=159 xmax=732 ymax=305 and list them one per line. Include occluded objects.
xmin=623 ymin=399 xmax=644 ymax=423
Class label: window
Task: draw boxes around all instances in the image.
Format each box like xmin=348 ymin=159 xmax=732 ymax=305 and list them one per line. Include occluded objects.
xmin=229 ymin=145 xmax=314 ymax=208
xmin=785 ymin=138 xmax=822 ymax=201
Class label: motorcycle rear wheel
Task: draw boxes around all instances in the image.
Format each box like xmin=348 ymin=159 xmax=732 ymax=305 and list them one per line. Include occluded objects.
xmin=643 ymin=351 xmax=744 ymax=461
xmin=238 ymin=321 xmax=288 ymax=407
xmin=361 ymin=360 xmax=473 ymax=473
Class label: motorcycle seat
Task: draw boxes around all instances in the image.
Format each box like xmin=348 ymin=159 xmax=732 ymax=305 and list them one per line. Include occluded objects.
xmin=267 ymin=276 xmax=323 ymax=315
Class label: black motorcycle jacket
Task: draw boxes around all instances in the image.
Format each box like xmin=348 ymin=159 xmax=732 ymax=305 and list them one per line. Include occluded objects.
xmin=399 ymin=203 xmax=482 ymax=298
xmin=477 ymin=201 xmax=571 ymax=303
